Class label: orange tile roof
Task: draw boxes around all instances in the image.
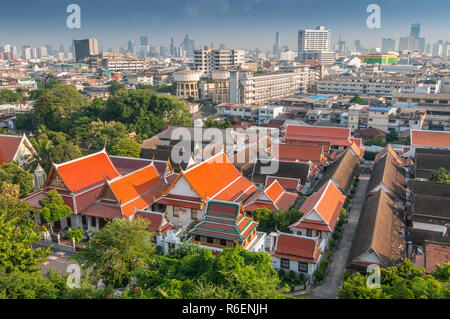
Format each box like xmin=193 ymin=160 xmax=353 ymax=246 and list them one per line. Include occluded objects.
xmin=0 ymin=135 xmax=22 ymax=165
xmin=271 ymin=144 xmax=326 ymax=165
xmin=349 ymin=142 xmax=365 ymax=160
xmin=183 ymin=152 xmax=256 ymax=201
xmin=55 ymin=150 xmax=120 ymax=193
xmin=244 ymin=180 xmax=298 ymax=212
xmin=265 ymin=180 xmax=285 ymax=202
xmin=274 ymin=233 xmax=321 ymax=263
xmin=295 ymin=180 xmax=345 ymax=232
xmin=283 ymin=125 xmax=352 ymax=147
xmin=411 ymin=130 xmax=450 ymax=148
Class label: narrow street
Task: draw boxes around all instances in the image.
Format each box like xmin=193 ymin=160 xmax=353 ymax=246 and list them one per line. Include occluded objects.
xmin=304 ymin=175 xmax=370 ymax=299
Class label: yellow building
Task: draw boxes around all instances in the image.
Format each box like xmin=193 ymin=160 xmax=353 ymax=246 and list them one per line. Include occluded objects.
xmin=358 ymin=54 xmax=398 ymax=65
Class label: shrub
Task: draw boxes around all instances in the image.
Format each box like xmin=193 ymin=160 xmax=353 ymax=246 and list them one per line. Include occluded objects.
xmin=298 ymin=273 xmax=306 ymax=283
xmin=289 ymin=270 xmax=297 ymax=281
xmin=350 ymin=189 xmax=356 ymax=195
xmin=347 ymin=194 xmax=353 ymax=200
xmin=314 ymin=267 xmax=325 ymax=281
xmin=327 ymin=250 xmax=333 ymax=259
xmin=321 ymin=257 xmax=329 ymax=268
xmin=329 ymin=240 xmax=336 ymax=248
xmin=278 ymin=269 xmax=285 ymax=278
xmin=67 ymin=227 xmax=84 ymax=243
xmin=332 ymin=232 xmax=341 ymax=240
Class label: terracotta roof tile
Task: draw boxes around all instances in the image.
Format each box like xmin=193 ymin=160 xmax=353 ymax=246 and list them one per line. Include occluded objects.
xmin=0 ymin=135 xmax=22 ymax=165
xmin=411 ymin=130 xmax=450 ymax=148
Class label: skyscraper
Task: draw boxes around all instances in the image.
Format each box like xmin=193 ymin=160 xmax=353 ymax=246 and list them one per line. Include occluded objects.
xmin=410 ymin=23 xmax=421 ymax=39
xmin=182 ymin=34 xmax=195 ymax=57
xmin=73 ymin=38 xmax=98 ymax=62
xmin=140 ymin=36 xmax=148 ymax=46
xmin=273 ymin=31 xmax=280 ymax=56
xmin=170 ymin=38 xmax=175 ymax=56
xmin=382 ymin=38 xmax=396 ymax=52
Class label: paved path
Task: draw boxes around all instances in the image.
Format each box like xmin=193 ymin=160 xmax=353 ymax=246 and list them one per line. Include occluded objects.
xmin=304 ymin=175 xmax=370 ymax=299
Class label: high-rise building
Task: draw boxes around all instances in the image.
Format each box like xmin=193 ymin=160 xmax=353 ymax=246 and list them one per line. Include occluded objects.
xmin=73 ymin=38 xmax=99 ymax=62
xmin=140 ymin=36 xmax=148 ymax=46
xmin=399 ymin=36 xmax=419 ymax=51
xmin=182 ymin=34 xmax=195 ymax=57
xmin=298 ymin=26 xmax=331 ymax=53
xmin=354 ymin=40 xmax=364 ymax=51
xmin=410 ymin=23 xmax=421 ymax=39
xmin=273 ymin=31 xmax=280 ymax=56
xmin=170 ymin=38 xmax=175 ymax=56
xmin=381 ymin=38 xmax=396 ymax=52
xmin=297 ymin=26 xmax=333 ymax=64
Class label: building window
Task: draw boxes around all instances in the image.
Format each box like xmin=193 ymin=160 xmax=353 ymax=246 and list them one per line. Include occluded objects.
xmin=298 ymin=262 xmax=308 ymax=273
xmin=306 ymin=229 xmax=313 ymax=237
xmin=220 ymin=239 xmax=226 ymax=246
xmin=66 ymin=217 xmax=72 ymax=228
xmin=191 ymin=210 xmax=198 ymax=220
xmin=281 ymin=258 xmax=290 ymax=269
xmin=173 ymin=207 xmax=180 ymax=217
xmin=207 ymin=237 xmax=214 ymax=244
xmin=82 ymin=216 xmax=87 ymax=226
xmin=195 ymin=235 xmax=200 ymax=241
xmin=91 ymin=217 xmax=96 ymax=228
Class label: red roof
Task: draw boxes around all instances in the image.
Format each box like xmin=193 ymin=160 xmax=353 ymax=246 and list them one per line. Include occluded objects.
xmin=282 ymin=125 xmax=352 ymax=147
xmin=0 ymin=135 xmax=22 ymax=165
xmin=266 ymin=176 xmax=301 ymax=192
xmin=273 ymin=233 xmax=321 ymax=263
xmin=244 ymin=180 xmax=298 ymax=212
xmin=293 ymin=180 xmax=345 ymax=232
xmin=411 ymin=130 xmax=450 ymax=148
xmin=270 ymin=144 xmax=326 ymax=165
xmin=54 ymin=150 xmax=120 ymax=193
xmin=133 ymin=210 xmax=173 ymax=234
xmin=182 ymin=152 xmax=256 ymax=202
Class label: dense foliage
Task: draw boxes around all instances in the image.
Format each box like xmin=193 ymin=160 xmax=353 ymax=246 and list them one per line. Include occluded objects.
xmin=71 ymin=218 xmax=155 ymax=287
xmin=39 ymin=190 xmax=72 ymax=226
xmin=338 ymin=260 xmax=450 ymax=299
xmin=0 ymin=161 xmax=34 ymax=198
xmin=124 ymin=243 xmax=287 ymax=299
xmin=250 ymin=208 xmax=302 ymax=232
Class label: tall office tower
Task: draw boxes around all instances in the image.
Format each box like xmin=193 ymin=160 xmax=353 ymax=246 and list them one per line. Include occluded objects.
xmin=160 ymin=46 xmax=169 ymax=57
xmin=44 ymin=45 xmax=53 ymax=56
xmin=38 ymin=46 xmax=48 ymax=58
xmin=425 ymin=43 xmax=431 ymax=54
xmin=22 ymin=47 xmax=32 ymax=60
xmin=399 ymin=36 xmax=419 ymax=51
xmin=382 ymin=38 xmax=396 ymax=52
xmin=140 ymin=36 xmax=148 ymax=46
xmin=128 ymin=40 xmax=134 ymax=53
xmin=354 ymin=40 xmax=364 ymax=51
xmin=182 ymin=34 xmax=195 ymax=57
xmin=170 ymin=38 xmax=175 ymax=56
xmin=411 ymin=23 xmax=421 ymax=39
xmin=59 ymin=44 xmax=66 ymax=53
xmin=219 ymin=43 xmax=226 ymax=50
xmin=273 ymin=31 xmax=280 ymax=56
xmin=432 ymin=40 xmax=445 ymax=57
xmin=73 ymin=38 xmax=99 ymax=62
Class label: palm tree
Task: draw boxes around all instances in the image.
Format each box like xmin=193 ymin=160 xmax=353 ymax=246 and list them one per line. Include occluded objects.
xmin=33 ymin=138 xmax=54 ymax=174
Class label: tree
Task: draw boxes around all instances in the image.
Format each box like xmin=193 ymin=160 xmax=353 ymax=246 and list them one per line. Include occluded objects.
xmin=111 ymin=138 xmax=141 ymax=158
xmin=71 ymin=218 xmax=155 ymax=287
xmin=386 ymin=130 xmax=398 ymax=143
xmin=366 ymin=135 xmax=387 ymax=147
xmin=0 ymin=89 xmax=21 ymax=104
xmin=338 ymin=260 xmax=450 ymax=299
xmin=251 ymin=207 xmax=302 ymax=232
xmin=108 ymin=80 xmax=125 ymax=95
xmin=86 ymin=120 xmax=128 ymax=152
xmin=127 ymin=244 xmax=287 ymax=299
xmin=204 ymin=118 xmax=232 ymax=129
xmin=32 ymin=85 xmax=86 ymax=131
xmin=15 ymin=113 xmax=37 ymax=132
xmin=349 ymin=96 xmax=364 ymax=104
xmin=0 ymin=161 xmax=34 ymax=198
xmin=38 ymin=190 xmax=72 ymax=228
xmin=0 ymin=190 xmax=51 ymax=273
xmin=429 ymin=167 xmax=450 ymax=184
xmin=67 ymin=227 xmax=84 ymax=243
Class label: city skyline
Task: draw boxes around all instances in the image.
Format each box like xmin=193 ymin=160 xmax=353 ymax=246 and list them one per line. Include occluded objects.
xmin=1 ymin=0 xmax=450 ymax=51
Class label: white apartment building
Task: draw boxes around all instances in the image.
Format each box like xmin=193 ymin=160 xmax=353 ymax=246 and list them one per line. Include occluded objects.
xmin=194 ymin=47 xmax=245 ymax=76
xmin=317 ymin=76 xmax=417 ymax=96
xmin=99 ymin=53 xmax=146 ymax=73
xmin=298 ymin=26 xmax=331 ymax=53
xmin=229 ymin=68 xmax=309 ymax=106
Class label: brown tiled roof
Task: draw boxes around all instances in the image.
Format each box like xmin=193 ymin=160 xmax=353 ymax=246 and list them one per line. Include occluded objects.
xmin=411 ymin=130 xmax=450 ymax=148
xmin=414 ymin=151 xmax=450 ymax=180
xmin=314 ymin=149 xmax=360 ymax=194
xmin=368 ymin=155 xmax=406 ymax=200
xmin=410 ymin=194 xmax=450 ymax=225
xmin=412 ymin=181 xmax=450 ymax=198
xmin=244 ymin=160 xmax=310 ymax=186
xmin=273 ymin=233 xmax=321 ymax=263
xmin=347 ymin=190 xmax=405 ymax=268
xmin=375 ymin=144 xmax=404 ymax=166
xmin=423 ymin=241 xmax=450 ymax=274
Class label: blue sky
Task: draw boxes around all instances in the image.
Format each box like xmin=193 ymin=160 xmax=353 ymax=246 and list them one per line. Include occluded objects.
xmin=1 ymin=0 xmax=449 ymax=50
